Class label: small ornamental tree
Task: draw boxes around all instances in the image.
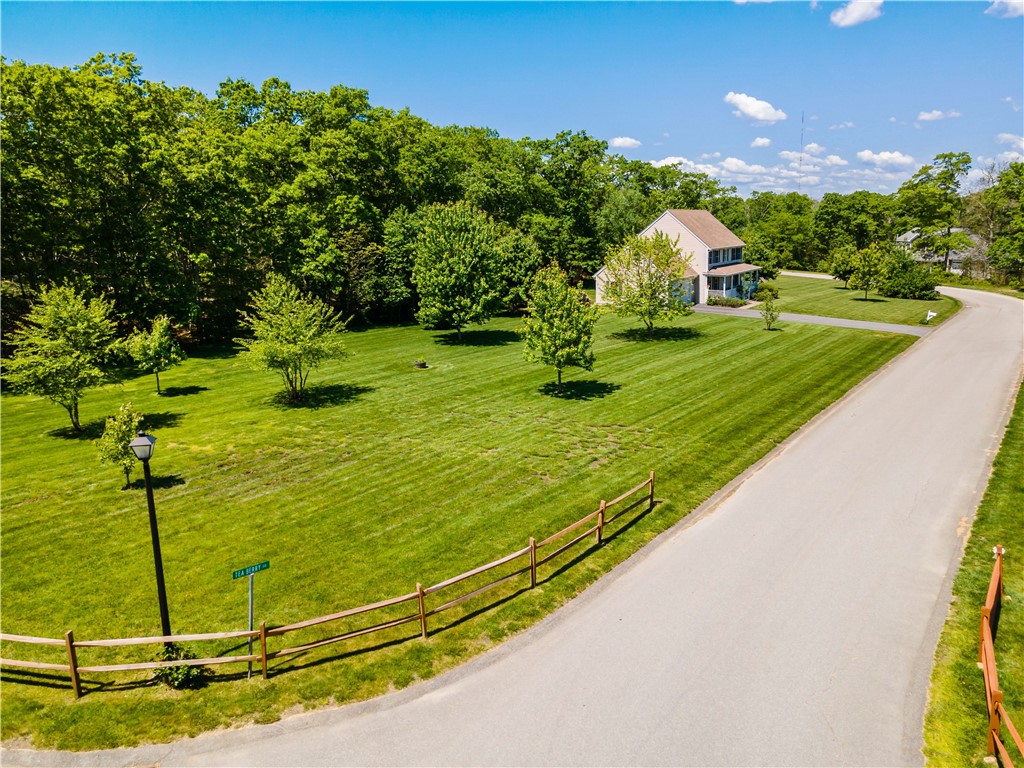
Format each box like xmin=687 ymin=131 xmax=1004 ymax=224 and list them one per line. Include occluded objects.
xmin=602 ymin=232 xmax=694 ymax=335
xmin=849 ymin=243 xmax=887 ymax=300
xmin=521 ymin=263 xmax=599 ymax=389
xmin=96 ymin=402 xmax=143 ymax=489
xmin=828 ymin=244 xmax=857 ymax=288
xmin=127 ymin=315 xmax=186 ymax=394
xmin=412 ymin=201 xmax=504 ymax=340
xmin=235 ymin=274 xmax=348 ymax=402
xmin=5 ymin=283 xmax=116 ymax=432
xmin=760 ymin=297 xmax=781 ymax=330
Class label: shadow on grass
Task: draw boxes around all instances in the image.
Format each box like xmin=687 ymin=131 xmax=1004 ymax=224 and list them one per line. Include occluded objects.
xmin=609 ymin=327 xmax=705 ymax=343
xmin=47 ymin=418 xmax=107 ymax=441
xmin=270 ymin=383 xmax=375 ymax=410
xmin=539 ymin=380 xmax=622 ymax=400
xmin=126 ymin=473 xmax=186 ymax=491
xmin=853 ymin=297 xmax=888 ymax=303
xmin=433 ymin=329 xmax=519 ymax=347
xmin=160 ymin=385 xmax=209 ymax=398
xmin=140 ymin=411 xmax=183 ymax=431
xmin=264 ymin=629 xmax=420 ymax=677
xmin=184 ymin=344 xmax=241 ymax=360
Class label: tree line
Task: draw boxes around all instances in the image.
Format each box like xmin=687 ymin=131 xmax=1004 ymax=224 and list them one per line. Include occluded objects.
xmin=2 ymin=53 xmax=1022 ymax=346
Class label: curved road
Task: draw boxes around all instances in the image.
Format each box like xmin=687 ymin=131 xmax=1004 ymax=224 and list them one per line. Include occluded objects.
xmin=7 ymin=288 xmax=1023 ymax=767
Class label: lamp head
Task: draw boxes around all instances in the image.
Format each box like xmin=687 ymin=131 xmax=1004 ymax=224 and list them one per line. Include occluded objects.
xmin=129 ymin=430 xmax=156 ymax=462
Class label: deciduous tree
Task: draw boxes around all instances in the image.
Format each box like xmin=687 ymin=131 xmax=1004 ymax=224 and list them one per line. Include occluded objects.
xmin=235 ymin=275 xmax=348 ymax=402
xmin=412 ymin=201 xmax=504 ymax=340
xmin=521 ymin=264 xmax=598 ymax=389
xmin=601 ymin=232 xmax=694 ymax=334
xmin=96 ymin=402 xmax=143 ymax=489
xmin=127 ymin=316 xmax=186 ymax=394
xmin=849 ymin=244 xmax=887 ymax=300
xmin=5 ymin=283 xmax=116 ymax=431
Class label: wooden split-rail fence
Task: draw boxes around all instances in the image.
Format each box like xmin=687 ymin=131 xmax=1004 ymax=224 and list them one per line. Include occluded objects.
xmin=0 ymin=472 xmax=656 ymax=698
xmin=979 ymin=545 xmax=1023 ymax=766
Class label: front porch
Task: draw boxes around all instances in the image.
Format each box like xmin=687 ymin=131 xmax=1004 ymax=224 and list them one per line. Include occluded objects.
xmin=705 ymin=263 xmax=761 ymax=300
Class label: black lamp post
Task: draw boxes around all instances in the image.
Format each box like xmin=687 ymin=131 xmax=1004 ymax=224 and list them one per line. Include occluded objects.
xmin=130 ymin=430 xmax=172 ymax=643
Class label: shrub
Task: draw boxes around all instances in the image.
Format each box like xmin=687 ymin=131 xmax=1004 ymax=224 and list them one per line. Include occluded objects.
xmin=752 ymin=283 xmax=779 ymax=301
xmin=879 ymin=250 xmax=939 ymax=300
xmin=706 ymin=296 xmax=747 ymax=308
xmin=153 ymin=643 xmax=209 ymax=690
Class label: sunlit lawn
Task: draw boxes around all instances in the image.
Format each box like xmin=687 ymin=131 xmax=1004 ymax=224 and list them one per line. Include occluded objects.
xmin=769 ymin=274 xmax=961 ymax=326
xmin=924 ymin=385 xmax=1023 ymax=766
xmin=0 ymin=310 xmax=916 ymax=750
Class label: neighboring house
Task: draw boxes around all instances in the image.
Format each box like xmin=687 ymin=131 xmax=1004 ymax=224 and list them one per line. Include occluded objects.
xmin=896 ymin=227 xmax=985 ymax=275
xmin=594 ymin=209 xmax=760 ymax=305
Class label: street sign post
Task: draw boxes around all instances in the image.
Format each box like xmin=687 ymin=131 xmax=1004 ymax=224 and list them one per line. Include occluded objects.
xmin=232 ymin=561 xmax=269 ymax=678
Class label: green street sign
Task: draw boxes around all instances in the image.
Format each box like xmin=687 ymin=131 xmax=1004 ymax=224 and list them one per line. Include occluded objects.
xmin=232 ymin=560 xmax=270 ymax=580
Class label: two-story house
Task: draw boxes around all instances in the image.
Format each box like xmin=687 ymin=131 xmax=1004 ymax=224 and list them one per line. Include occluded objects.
xmin=594 ymin=210 xmax=760 ymax=305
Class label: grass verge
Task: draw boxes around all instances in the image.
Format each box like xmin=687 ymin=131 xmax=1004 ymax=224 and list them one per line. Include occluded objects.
xmin=1 ymin=311 xmax=916 ymax=750
xmin=769 ymin=274 xmax=961 ymax=326
xmin=924 ymin=383 xmax=1023 ymax=766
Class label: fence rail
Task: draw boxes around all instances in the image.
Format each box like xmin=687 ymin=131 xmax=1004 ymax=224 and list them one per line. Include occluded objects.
xmin=0 ymin=471 xmax=655 ymax=699
xmin=979 ymin=546 xmax=1023 ymax=765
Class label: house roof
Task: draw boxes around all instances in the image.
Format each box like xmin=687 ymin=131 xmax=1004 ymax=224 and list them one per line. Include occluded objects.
xmin=666 ymin=210 xmax=745 ymax=249
xmin=706 ymin=263 xmax=761 ymax=277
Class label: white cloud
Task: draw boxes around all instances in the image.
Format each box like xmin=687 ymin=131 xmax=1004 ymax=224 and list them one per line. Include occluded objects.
xmin=1004 ymin=97 xmax=1022 ymax=112
xmin=830 ymin=121 xmax=855 ymax=130
xmin=830 ymin=0 xmax=884 ymax=27
xmin=720 ymin=157 xmax=768 ymax=175
xmin=700 ymin=152 xmax=722 ymax=160
xmin=823 ymin=155 xmax=849 ymax=167
xmin=997 ymin=133 xmax=1024 ymax=152
xmin=857 ymin=149 xmax=915 ymax=167
xmin=610 ymin=136 xmax=642 ymax=149
xmin=751 ymin=137 xmax=772 ymax=148
xmin=804 ymin=142 xmax=826 ymax=155
xmin=724 ymin=92 xmax=788 ymax=124
xmin=986 ymin=0 xmax=1024 ymax=18
xmin=917 ymin=109 xmax=962 ymax=121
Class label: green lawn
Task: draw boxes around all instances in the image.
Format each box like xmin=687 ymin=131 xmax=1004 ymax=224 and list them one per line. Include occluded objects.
xmin=0 ymin=311 xmax=916 ymax=750
xmin=924 ymin=384 xmax=1023 ymax=766
xmin=767 ymin=274 xmax=961 ymax=326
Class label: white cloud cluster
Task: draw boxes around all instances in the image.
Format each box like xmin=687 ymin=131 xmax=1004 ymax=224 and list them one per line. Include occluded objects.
xmin=751 ymin=137 xmax=772 ymax=148
xmin=985 ymin=0 xmax=1024 ymax=18
xmin=856 ymin=149 xmax=915 ymax=167
xmin=610 ymin=136 xmax=642 ymax=149
xmin=724 ymin=92 xmax=787 ymax=124
xmin=917 ymin=109 xmax=962 ymax=122
xmin=830 ymin=121 xmax=855 ymax=130
xmin=830 ymin=0 xmax=884 ymax=27
xmin=997 ymin=133 xmax=1024 ymax=153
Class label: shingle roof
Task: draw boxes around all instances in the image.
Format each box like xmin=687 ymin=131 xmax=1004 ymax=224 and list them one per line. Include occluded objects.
xmin=666 ymin=210 xmax=745 ymax=249
xmin=706 ymin=263 xmax=761 ymax=277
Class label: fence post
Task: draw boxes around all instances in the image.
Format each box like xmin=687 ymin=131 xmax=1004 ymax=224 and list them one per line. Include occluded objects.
xmin=649 ymin=470 xmax=655 ymax=509
xmin=988 ymin=689 xmax=1003 ymax=755
xmin=994 ymin=546 xmax=1004 ymax=598
xmin=529 ymin=537 xmax=537 ymax=588
xmin=64 ymin=630 xmax=82 ymax=699
xmin=259 ymin=621 xmax=269 ymax=680
xmin=417 ymin=583 xmax=428 ymax=640
xmin=596 ymin=501 xmax=606 ymax=544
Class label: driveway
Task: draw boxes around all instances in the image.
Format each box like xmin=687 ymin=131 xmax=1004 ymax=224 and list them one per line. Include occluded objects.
xmin=5 ymin=287 xmax=1022 ymax=767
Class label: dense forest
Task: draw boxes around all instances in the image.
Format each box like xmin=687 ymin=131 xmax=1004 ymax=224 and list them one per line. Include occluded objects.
xmin=2 ymin=53 xmax=1022 ymax=342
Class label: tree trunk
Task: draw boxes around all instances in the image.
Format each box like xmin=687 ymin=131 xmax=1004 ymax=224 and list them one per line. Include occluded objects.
xmin=67 ymin=400 xmax=81 ymax=432
xmin=123 ymin=467 xmax=132 ymax=490
xmin=557 ymin=368 xmax=562 ymax=391
xmin=155 ymin=370 xmax=161 ymax=395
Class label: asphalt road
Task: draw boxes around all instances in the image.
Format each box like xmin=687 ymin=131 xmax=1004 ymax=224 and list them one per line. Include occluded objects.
xmin=6 ymin=287 xmax=1022 ymax=768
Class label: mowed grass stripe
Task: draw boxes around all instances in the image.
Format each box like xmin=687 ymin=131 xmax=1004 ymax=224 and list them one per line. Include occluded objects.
xmin=1 ymin=312 xmax=915 ymax=749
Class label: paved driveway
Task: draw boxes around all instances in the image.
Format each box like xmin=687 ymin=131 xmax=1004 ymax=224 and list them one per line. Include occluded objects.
xmin=6 ymin=288 xmax=1022 ymax=767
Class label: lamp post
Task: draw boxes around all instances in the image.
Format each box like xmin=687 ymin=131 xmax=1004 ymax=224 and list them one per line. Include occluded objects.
xmin=130 ymin=430 xmax=172 ymax=643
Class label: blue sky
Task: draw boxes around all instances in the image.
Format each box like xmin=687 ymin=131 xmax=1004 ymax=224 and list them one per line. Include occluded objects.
xmin=2 ymin=1 xmax=1022 ymax=197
